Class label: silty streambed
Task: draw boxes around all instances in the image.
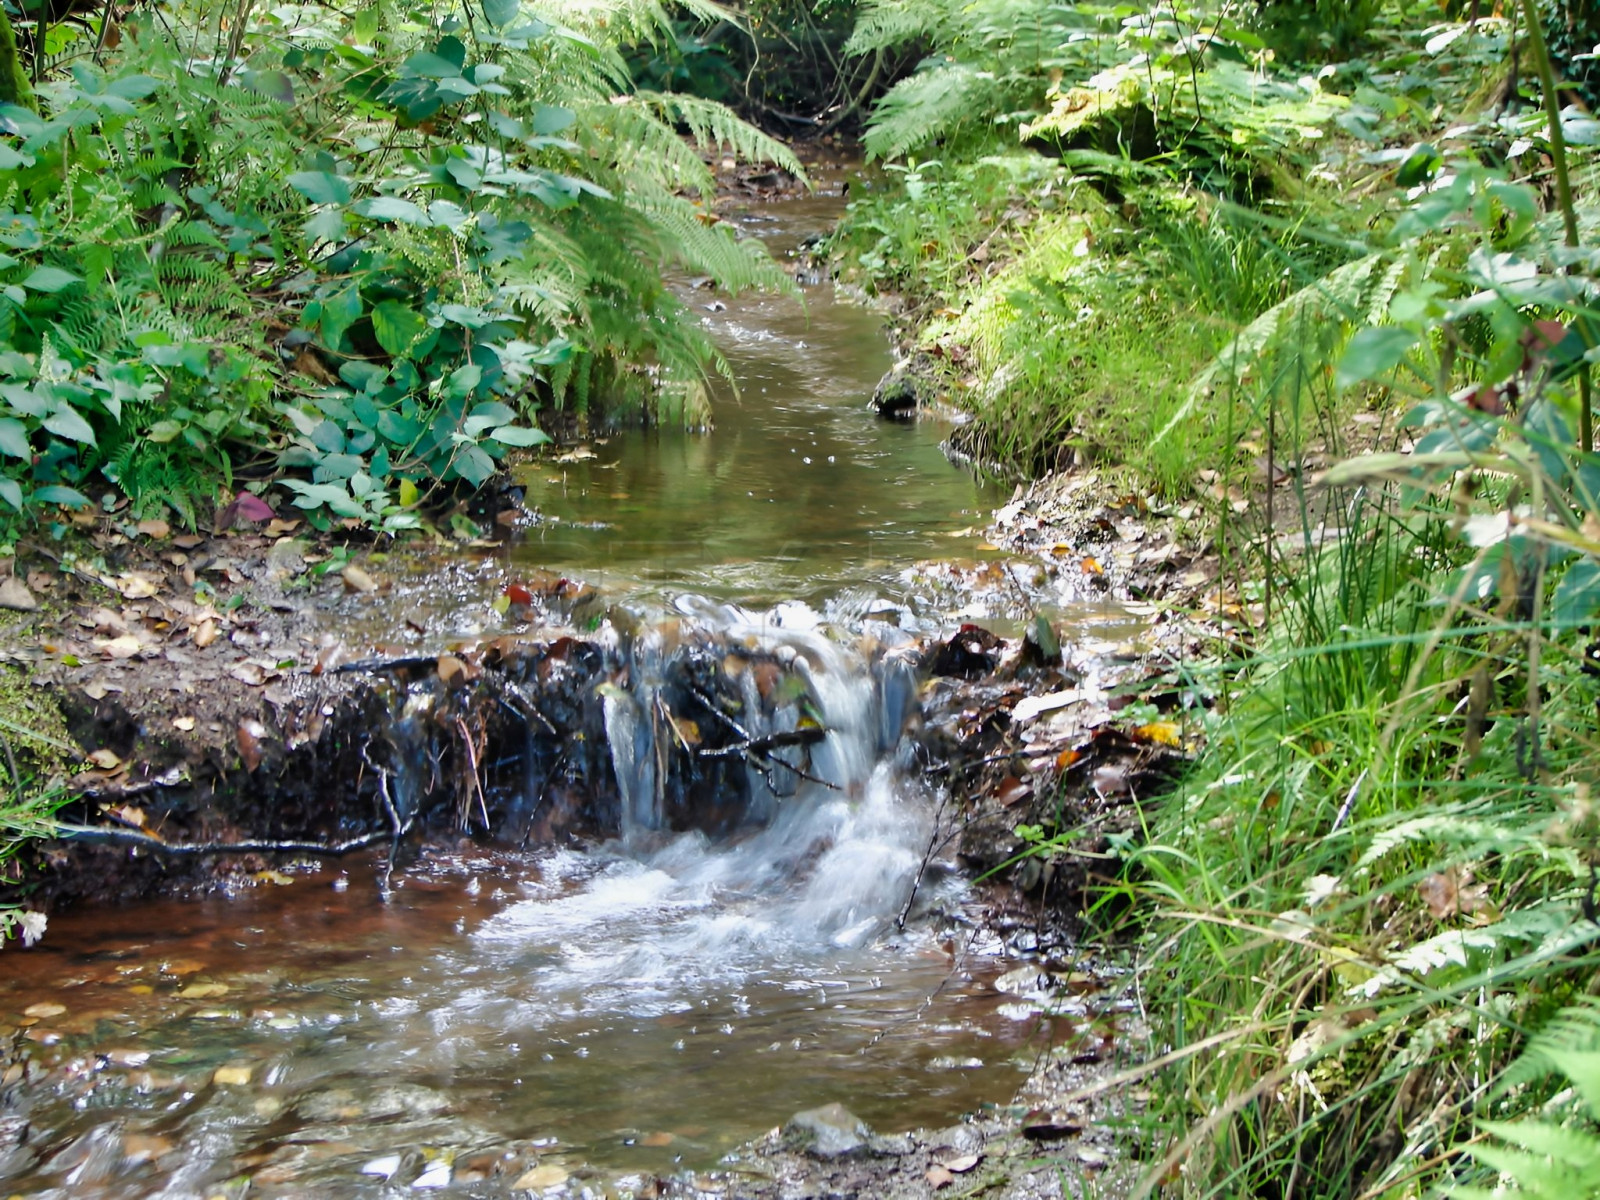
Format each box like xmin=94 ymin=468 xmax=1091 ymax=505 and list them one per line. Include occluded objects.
xmin=0 ymin=167 xmax=1069 ymax=1197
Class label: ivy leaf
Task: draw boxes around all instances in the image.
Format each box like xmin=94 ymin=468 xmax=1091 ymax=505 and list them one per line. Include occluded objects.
xmin=22 ymin=266 xmax=81 ymax=293
xmin=371 ymin=300 xmax=426 ymax=358
xmin=1335 ymin=327 xmax=1418 ymax=389
xmin=288 ymin=171 xmax=352 ymax=206
xmin=482 ymin=0 xmax=519 ymax=28
xmin=42 ymin=404 xmax=96 ymax=444
xmin=0 ymin=416 xmax=27 ymax=458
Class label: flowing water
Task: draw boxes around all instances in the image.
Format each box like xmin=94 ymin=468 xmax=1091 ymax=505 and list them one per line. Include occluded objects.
xmin=0 ymin=164 xmax=1057 ymax=1198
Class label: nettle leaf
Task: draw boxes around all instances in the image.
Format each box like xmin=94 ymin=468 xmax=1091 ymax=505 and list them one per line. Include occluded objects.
xmin=42 ymin=404 xmax=96 ymax=444
xmin=491 ymin=424 xmax=551 ymax=447
xmin=482 ymin=0 xmax=519 ymax=29
xmin=0 ymin=416 xmax=27 ymax=457
xmin=288 ymin=171 xmax=352 ymax=207
xmin=371 ymin=300 xmax=427 ymax=358
xmin=22 ymin=266 xmax=81 ymax=293
xmin=1336 ymin=327 xmax=1418 ymax=389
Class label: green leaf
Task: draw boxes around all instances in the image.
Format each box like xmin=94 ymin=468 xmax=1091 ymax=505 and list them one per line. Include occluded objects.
xmin=42 ymin=405 xmax=96 ymax=445
xmin=288 ymin=171 xmax=352 ymax=206
xmin=22 ymin=266 xmax=81 ymax=293
xmin=356 ymin=197 xmax=428 ymax=225
xmin=310 ymin=419 xmax=346 ymax=454
xmin=1554 ymin=559 xmax=1600 ymax=626
xmin=0 ymin=417 xmax=26 ymax=458
xmin=1335 ymin=327 xmax=1418 ymax=389
xmin=0 ymin=477 xmax=19 ymax=509
xmin=490 ymin=424 xmax=551 ymax=447
xmin=453 ymin=443 xmax=496 ymax=485
xmin=371 ymin=300 xmax=427 ymax=358
xmin=482 ymin=0 xmax=519 ymax=28
xmin=33 ymin=485 xmax=89 ymax=507
xmin=400 ymin=50 xmax=463 ymax=79
xmin=321 ymin=286 xmax=363 ymax=350
xmin=147 ymin=419 xmax=183 ymax=443
xmin=1395 ymin=143 xmax=1442 ymax=188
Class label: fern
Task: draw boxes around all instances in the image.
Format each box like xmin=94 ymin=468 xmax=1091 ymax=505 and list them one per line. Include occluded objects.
xmin=1451 ymin=998 xmax=1600 ymax=1198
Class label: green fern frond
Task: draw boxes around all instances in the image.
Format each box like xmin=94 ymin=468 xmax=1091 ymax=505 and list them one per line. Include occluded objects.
xmin=631 ymin=90 xmax=808 ymax=183
xmin=861 ymin=63 xmax=993 ymax=160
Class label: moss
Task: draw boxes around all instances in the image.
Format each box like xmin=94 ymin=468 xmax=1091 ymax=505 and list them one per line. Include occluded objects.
xmin=0 ymin=663 xmax=73 ymax=791
xmin=0 ymin=9 xmax=36 ymax=116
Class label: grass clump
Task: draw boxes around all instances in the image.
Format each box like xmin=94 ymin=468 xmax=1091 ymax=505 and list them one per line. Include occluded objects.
xmin=0 ymin=662 xmax=71 ymax=948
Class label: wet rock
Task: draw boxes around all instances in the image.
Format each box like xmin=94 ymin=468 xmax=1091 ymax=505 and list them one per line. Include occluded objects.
xmin=930 ymin=625 xmax=1002 ymax=680
xmin=870 ymin=368 xmax=924 ymax=420
xmin=784 ymin=1102 xmax=870 ymax=1158
xmin=0 ymin=1115 xmax=27 ymax=1148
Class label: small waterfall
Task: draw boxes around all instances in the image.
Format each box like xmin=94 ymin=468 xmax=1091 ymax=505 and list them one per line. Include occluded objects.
xmin=514 ymin=597 xmax=942 ymax=967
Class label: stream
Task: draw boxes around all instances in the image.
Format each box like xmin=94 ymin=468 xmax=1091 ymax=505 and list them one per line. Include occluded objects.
xmin=0 ymin=165 xmax=1065 ymax=1198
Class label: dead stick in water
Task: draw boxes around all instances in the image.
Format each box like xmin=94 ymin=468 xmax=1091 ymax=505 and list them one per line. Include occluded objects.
xmin=50 ymin=823 xmax=408 ymax=857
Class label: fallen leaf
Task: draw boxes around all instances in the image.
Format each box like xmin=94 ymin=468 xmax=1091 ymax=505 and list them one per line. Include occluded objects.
xmin=192 ymin=619 xmax=218 ymax=649
xmin=1080 ymin=556 xmax=1103 ymax=576
xmin=640 ymin=1131 xmax=675 ymax=1147
xmin=512 ymin=1165 xmax=569 ymax=1190
xmin=925 ymin=1166 xmax=955 ymax=1189
xmin=96 ymin=635 xmax=143 ymax=659
xmin=87 ymin=749 xmax=123 ymax=770
xmin=23 ymin=1002 xmax=65 ymax=1018
xmin=436 ymin=654 xmax=467 ymax=687
xmin=116 ymin=572 xmax=159 ymax=600
xmin=341 ymin=564 xmax=378 ymax=594
xmin=236 ymin=720 xmax=267 ymax=771
xmin=0 ymin=577 xmax=38 ymax=611
xmin=993 ymin=776 xmax=1033 ymax=807
xmin=1133 ymin=721 xmax=1183 ymax=748
xmin=226 ymin=661 xmax=271 ymax=686
xmin=670 ymin=717 xmax=702 ymax=747
xmin=172 ymin=716 xmax=196 ymax=732
xmin=82 ymin=679 xmax=123 ymax=701
xmin=173 ymin=533 xmax=205 ymax=550
xmin=263 ymin=518 xmax=301 ymax=538
xmin=183 ymin=983 xmax=230 ymax=1000
xmin=135 ymin=519 xmax=171 ymax=539
xmin=122 ymin=1133 xmax=174 ymax=1164
xmin=211 ymin=1064 xmax=251 ymax=1085
xmin=104 ymin=804 xmax=145 ymax=828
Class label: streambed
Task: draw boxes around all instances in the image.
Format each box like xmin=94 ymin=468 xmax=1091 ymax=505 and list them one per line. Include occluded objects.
xmin=1 ymin=163 xmax=1112 ymax=1198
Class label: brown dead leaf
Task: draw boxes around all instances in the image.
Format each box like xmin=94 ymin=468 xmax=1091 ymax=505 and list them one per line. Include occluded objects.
xmin=95 ymin=635 xmax=142 ymax=659
xmin=136 ymin=519 xmax=171 ymax=539
xmin=942 ymin=1154 xmax=982 ymax=1173
xmin=640 ymin=1131 xmax=675 ymax=1147
xmin=670 ymin=717 xmax=702 ymax=747
xmin=237 ymin=719 xmax=268 ymax=771
xmin=263 ymin=518 xmax=302 ymax=538
xmin=192 ymin=619 xmax=218 ymax=649
xmin=172 ymin=716 xmax=196 ymax=732
xmin=1418 ymin=867 xmax=1497 ymax=923
xmin=436 ymin=654 xmax=468 ymax=688
xmin=103 ymin=804 xmax=145 ymax=828
xmin=0 ymin=576 xmax=37 ymax=612
xmin=86 ymin=748 xmax=122 ymax=770
xmin=342 ymin=564 xmax=378 ymax=594
xmin=225 ymin=661 xmax=266 ymax=686
xmin=1080 ymin=556 xmax=1103 ymax=576
xmin=993 ymin=775 xmax=1033 ymax=807
xmin=925 ymin=1167 xmax=955 ymax=1189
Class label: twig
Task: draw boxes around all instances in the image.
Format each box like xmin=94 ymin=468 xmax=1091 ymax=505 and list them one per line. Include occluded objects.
xmin=52 ymin=823 xmax=400 ymax=856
